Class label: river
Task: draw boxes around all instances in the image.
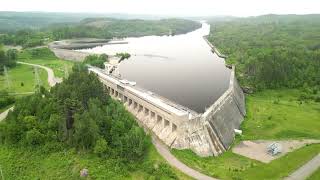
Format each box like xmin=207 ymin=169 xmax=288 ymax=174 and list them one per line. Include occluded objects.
xmin=80 ymin=22 xmax=231 ymax=113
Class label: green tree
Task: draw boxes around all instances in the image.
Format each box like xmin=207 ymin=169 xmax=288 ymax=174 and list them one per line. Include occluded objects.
xmin=73 ymin=112 xmax=99 ymax=150
xmin=94 ymin=138 xmax=109 ymax=157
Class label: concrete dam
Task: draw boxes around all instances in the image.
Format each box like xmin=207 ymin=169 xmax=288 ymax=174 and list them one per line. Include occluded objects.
xmin=88 ymin=64 xmax=246 ymax=157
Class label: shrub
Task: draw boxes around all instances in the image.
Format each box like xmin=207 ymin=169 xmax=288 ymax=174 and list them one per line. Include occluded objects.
xmin=25 ymin=129 xmax=45 ymax=146
xmin=94 ymin=138 xmax=109 ymax=157
xmin=83 ymin=54 xmax=108 ymax=68
xmin=0 ymin=90 xmax=15 ymax=109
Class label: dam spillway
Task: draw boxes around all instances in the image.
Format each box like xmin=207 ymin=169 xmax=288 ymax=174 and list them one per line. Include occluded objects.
xmin=88 ymin=65 xmax=246 ymax=156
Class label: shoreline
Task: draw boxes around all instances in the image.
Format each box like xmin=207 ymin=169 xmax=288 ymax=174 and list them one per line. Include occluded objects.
xmin=49 ymin=38 xmax=128 ymax=50
xmin=48 ymin=38 xmax=128 ymax=61
xmin=203 ymin=35 xmax=227 ymax=59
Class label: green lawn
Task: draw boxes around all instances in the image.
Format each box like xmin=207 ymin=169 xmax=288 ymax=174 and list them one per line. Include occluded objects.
xmin=173 ymin=144 xmax=320 ymax=180
xmin=0 ymin=144 xmax=191 ymax=180
xmin=18 ymin=52 xmax=74 ymax=78
xmin=242 ymin=89 xmax=320 ymax=140
xmin=307 ymin=168 xmax=320 ymax=180
xmin=0 ymin=48 xmax=74 ymax=94
xmin=0 ymin=64 xmax=49 ymax=93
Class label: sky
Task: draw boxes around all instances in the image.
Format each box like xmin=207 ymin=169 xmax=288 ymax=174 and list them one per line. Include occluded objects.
xmin=0 ymin=0 xmax=319 ymax=17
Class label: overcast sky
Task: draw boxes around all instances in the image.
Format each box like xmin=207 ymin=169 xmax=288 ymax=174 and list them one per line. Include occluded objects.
xmin=0 ymin=0 xmax=319 ymax=17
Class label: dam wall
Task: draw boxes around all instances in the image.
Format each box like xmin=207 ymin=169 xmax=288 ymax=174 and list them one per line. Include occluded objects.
xmin=201 ymin=66 xmax=246 ymax=150
xmin=171 ymin=66 xmax=246 ymax=156
xmin=88 ymin=65 xmax=246 ymax=157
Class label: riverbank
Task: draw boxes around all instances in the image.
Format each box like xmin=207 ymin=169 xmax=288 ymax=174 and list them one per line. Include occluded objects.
xmin=49 ymin=38 xmax=128 ymax=61
xmin=203 ymin=35 xmax=227 ymax=59
xmin=49 ymin=38 xmax=128 ymax=50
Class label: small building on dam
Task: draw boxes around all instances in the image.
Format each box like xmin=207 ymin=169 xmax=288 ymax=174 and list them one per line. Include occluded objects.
xmin=88 ymin=64 xmax=246 ymax=157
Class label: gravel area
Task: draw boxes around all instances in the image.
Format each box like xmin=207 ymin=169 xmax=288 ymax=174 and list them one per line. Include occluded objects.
xmin=233 ymin=140 xmax=320 ymax=163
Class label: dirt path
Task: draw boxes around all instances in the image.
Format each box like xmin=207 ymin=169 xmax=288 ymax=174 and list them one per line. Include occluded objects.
xmin=17 ymin=61 xmax=62 ymax=87
xmin=284 ymin=153 xmax=320 ymax=180
xmin=0 ymin=106 xmax=14 ymax=122
xmin=152 ymin=136 xmax=218 ymax=180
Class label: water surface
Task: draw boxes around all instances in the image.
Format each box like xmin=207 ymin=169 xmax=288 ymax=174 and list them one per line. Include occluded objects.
xmin=81 ymin=23 xmax=230 ymax=113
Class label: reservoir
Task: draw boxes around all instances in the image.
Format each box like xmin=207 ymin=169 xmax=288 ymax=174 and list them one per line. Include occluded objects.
xmin=80 ymin=22 xmax=231 ymax=113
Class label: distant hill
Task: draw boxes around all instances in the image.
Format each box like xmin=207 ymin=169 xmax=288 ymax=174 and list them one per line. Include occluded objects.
xmin=0 ymin=12 xmax=202 ymax=48
xmin=0 ymin=11 xmax=199 ymax=32
xmin=78 ymin=18 xmax=202 ymax=37
xmin=0 ymin=11 xmax=93 ymax=31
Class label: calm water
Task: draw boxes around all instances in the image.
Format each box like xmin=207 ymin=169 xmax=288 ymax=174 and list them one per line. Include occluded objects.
xmin=81 ymin=23 xmax=231 ymax=113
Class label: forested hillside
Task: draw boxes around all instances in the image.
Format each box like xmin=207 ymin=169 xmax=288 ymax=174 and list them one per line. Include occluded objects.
xmin=48 ymin=18 xmax=201 ymax=40
xmin=0 ymin=65 xmax=149 ymax=160
xmin=0 ymin=12 xmax=201 ymax=48
xmin=208 ymin=14 xmax=320 ymax=90
xmin=0 ymin=12 xmax=87 ymax=32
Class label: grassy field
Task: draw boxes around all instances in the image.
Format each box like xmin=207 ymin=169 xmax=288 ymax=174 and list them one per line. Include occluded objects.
xmin=173 ymin=144 xmax=320 ymax=180
xmin=18 ymin=50 xmax=74 ymax=78
xmin=0 ymin=64 xmax=49 ymax=93
xmin=242 ymin=89 xmax=320 ymax=140
xmin=0 ymin=144 xmax=191 ymax=180
xmin=0 ymin=48 xmax=74 ymax=94
xmin=172 ymin=89 xmax=320 ymax=179
xmin=307 ymin=168 xmax=320 ymax=180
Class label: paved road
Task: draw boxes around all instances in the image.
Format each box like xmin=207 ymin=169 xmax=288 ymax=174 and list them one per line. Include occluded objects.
xmin=284 ymin=153 xmax=320 ymax=180
xmin=17 ymin=61 xmax=62 ymax=87
xmin=0 ymin=106 xmax=14 ymax=122
xmin=152 ymin=136 xmax=218 ymax=180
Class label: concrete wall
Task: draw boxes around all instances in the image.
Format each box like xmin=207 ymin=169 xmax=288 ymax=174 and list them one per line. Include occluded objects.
xmin=89 ymin=65 xmax=246 ymax=157
xmin=201 ymin=66 xmax=246 ymax=151
xmin=172 ymin=66 xmax=246 ymax=156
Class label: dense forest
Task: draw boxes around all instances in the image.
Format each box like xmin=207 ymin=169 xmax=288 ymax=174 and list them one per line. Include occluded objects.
xmin=0 ymin=65 xmax=149 ymax=161
xmin=208 ymin=15 xmax=320 ymax=92
xmin=0 ymin=12 xmax=201 ymax=48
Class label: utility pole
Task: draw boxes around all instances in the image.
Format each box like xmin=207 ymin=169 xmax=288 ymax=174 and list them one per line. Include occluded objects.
xmin=64 ymin=64 xmax=69 ymax=79
xmin=34 ymin=67 xmax=41 ymax=92
xmin=3 ymin=66 xmax=11 ymax=92
xmin=0 ymin=165 xmax=4 ymax=180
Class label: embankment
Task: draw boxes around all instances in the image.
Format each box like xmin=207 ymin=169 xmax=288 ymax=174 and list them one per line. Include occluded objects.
xmin=203 ymin=35 xmax=227 ymax=59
